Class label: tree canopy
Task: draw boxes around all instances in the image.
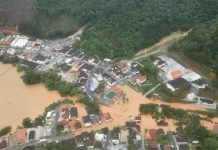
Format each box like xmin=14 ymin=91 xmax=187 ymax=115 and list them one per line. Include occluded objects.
xmin=20 ymin=0 xmax=218 ymax=58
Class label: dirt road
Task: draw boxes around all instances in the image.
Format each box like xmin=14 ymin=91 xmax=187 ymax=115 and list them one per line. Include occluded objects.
xmin=134 ymin=30 xmax=190 ymax=61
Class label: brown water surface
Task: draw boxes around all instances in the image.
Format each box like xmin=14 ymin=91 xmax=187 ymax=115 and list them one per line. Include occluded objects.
xmin=0 ymin=63 xmax=62 ymax=129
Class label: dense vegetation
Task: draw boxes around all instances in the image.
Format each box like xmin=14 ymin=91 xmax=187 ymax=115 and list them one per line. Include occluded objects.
xmin=21 ymin=69 xmax=79 ymax=96
xmin=172 ymin=18 xmax=218 ymax=72
xmin=139 ymin=104 xmax=158 ymax=115
xmin=35 ymin=142 xmax=76 ymax=150
xmin=20 ymin=0 xmax=218 ymax=58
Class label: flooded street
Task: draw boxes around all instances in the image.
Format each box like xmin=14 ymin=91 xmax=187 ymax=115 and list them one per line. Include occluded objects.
xmin=0 ymin=63 xmax=63 ymax=129
xmin=0 ymin=63 xmax=214 ymax=134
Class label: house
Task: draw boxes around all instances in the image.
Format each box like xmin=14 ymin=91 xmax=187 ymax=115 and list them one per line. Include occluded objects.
xmin=182 ymin=70 xmax=201 ymax=82
xmin=192 ymin=78 xmax=208 ymax=89
xmin=75 ymin=121 xmax=82 ymax=130
xmin=17 ymin=128 xmax=27 ymax=144
xmin=134 ymin=116 xmax=141 ymax=124
xmin=61 ymin=137 xmax=77 ymax=148
xmin=201 ymin=97 xmax=214 ymax=106
xmin=126 ymin=121 xmax=141 ymax=132
xmin=107 ymin=77 xmax=117 ymax=86
xmin=149 ymin=129 xmax=157 ymax=140
xmin=90 ymin=78 xmax=99 ymax=92
xmin=119 ymin=129 xmax=129 ymax=143
xmin=84 ymin=132 xmax=95 ymax=148
xmin=213 ymin=125 xmax=218 ymax=134
xmin=94 ymin=141 xmax=103 ymax=150
xmin=157 ymin=120 xmax=168 ymax=126
xmin=166 ymin=78 xmax=189 ymax=92
xmin=59 ymin=63 xmax=72 ymax=73
xmin=10 ymin=35 xmax=29 ymax=49
xmin=147 ymin=140 xmax=158 ymax=150
xmin=0 ymin=139 xmax=7 ymax=150
xmin=75 ymin=134 xmax=84 ymax=147
xmin=117 ymin=62 xmax=131 ymax=74
xmin=70 ymin=107 xmax=78 ymax=118
xmin=68 ymin=119 xmax=76 ymax=132
xmin=93 ymin=87 xmax=104 ymax=99
xmin=156 ymin=128 xmax=164 ymax=136
xmin=156 ymin=55 xmax=186 ymax=81
xmin=101 ymin=127 xmax=109 ymax=135
xmin=102 ymin=112 xmax=113 ymax=122
xmin=146 ymin=92 xmax=159 ymax=100
xmin=35 ymin=126 xmax=51 ymax=140
xmin=27 ymin=129 xmax=36 ymax=141
xmin=154 ymin=57 xmax=166 ymax=68
xmin=199 ymin=97 xmax=216 ymax=108
xmin=33 ymin=54 xmax=47 ymax=64
xmin=173 ymin=135 xmax=190 ymax=150
xmin=45 ymin=110 xmax=56 ymax=125
xmin=136 ymin=75 xmax=147 ymax=85
xmin=95 ymin=133 xmax=106 ymax=142
xmin=89 ymin=114 xmax=100 ymax=125
xmin=20 ymin=60 xmax=39 ymax=70
xmin=102 ymin=73 xmax=111 ymax=81
xmin=111 ymin=127 xmax=121 ymax=145
xmin=82 ymin=116 xmax=92 ymax=127
xmin=178 ymin=144 xmax=190 ymax=150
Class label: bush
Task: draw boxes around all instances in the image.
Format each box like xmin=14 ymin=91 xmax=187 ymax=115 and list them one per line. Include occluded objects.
xmin=21 ymin=69 xmax=41 ymax=85
xmin=139 ymin=104 xmax=158 ymax=115
xmin=0 ymin=126 xmax=12 ymax=137
xmin=22 ymin=117 xmax=33 ymax=128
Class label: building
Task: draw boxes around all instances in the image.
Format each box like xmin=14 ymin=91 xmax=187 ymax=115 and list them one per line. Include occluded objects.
xmin=135 ymin=75 xmax=147 ymax=85
xmin=192 ymin=78 xmax=208 ymax=89
xmin=102 ymin=112 xmax=113 ymax=122
xmin=17 ymin=128 xmax=27 ymax=144
xmin=0 ymin=139 xmax=7 ymax=150
xmin=45 ymin=110 xmax=56 ymax=125
xmin=155 ymin=55 xmax=201 ymax=83
xmin=82 ymin=116 xmax=92 ymax=127
xmin=166 ymin=78 xmax=188 ymax=92
xmin=95 ymin=133 xmax=106 ymax=142
xmin=26 ymin=129 xmax=36 ymax=141
xmin=10 ymin=35 xmax=29 ymax=49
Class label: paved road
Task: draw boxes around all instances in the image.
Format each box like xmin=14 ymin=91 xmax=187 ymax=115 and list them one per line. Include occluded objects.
xmin=11 ymin=132 xmax=75 ymax=150
xmin=144 ymin=81 xmax=166 ymax=97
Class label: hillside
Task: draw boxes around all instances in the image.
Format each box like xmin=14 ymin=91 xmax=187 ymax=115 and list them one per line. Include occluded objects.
xmin=19 ymin=0 xmax=218 ymax=58
xmin=171 ymin=18 xmax=218 ymax=73
xmin=171 ymin=18 xmax=218 ymax=87
xmin=0 ymin=0 xmax=32 ymax=26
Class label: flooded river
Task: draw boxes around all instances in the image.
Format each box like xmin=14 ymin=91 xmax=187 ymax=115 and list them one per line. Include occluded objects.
xmin=0 ymin=63 xmax=63 ymax=129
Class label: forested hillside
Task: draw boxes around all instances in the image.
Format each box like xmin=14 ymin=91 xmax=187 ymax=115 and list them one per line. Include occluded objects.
xmin=0 ymin=0 xmax=32 ymax=26
xmin=20 ymin=0 xmax=218 ymax=58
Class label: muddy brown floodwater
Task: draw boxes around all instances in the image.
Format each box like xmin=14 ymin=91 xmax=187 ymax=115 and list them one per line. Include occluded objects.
xmin=0 ymin=63 xmax=215 ymax=134
xmin=0 ymin=63 xmax=63 ymax=130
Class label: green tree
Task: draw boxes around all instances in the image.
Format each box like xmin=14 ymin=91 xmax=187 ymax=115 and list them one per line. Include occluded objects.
xmin=0 ymin=126 xmax=12 ymax=137
xmin=203 ymin=138 xmax=218 ymax=150
xmin=22 ymin=117 xmax=33 ymax=128
xmin=22 ymin=69 xmax=41 ymax=85
xmin=33 ymin=115 xmax=44 ymax=127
